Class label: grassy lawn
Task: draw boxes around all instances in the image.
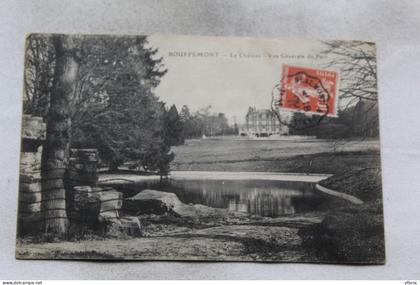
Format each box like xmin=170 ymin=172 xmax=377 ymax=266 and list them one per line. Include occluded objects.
xmin=171 ymin=137 xmax=380 ymax=174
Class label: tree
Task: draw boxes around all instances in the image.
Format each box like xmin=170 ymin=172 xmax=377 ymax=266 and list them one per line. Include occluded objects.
xmin=23 ymin=35 xmax=55 ymax=116
xmin=179 ymin=105 xmax=195 ymax=139
xmin=141 ymin=102 xmax=175 ymax=177
xmin=41 ymin=35 xmax=80 ymax=235
xmin=180 ymin=105 xmax=203 ymax=139
xmin=24 ymin=35 xmax=169 ymax=171
xmin=215 ymin=113 xmax=229 ymax=135
xmin=67 ymin=36 xmax=168 ymax=170
xmin=179 ymin=105 xmax=191 ymax=122
xmin=178 ymin=105 xmax=237 ymax=138
xmin=322 ymin=40 xmax=379 ymax=138
xmin=24 ymin=34 xmax=171 ymax=236
xmin=232 ymin=123 xmax=239 ymax=135
xmin=164 ymin=105 xmax=185 ymax=146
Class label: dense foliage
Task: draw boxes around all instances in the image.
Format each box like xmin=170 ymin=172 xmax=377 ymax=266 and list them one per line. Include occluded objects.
xmin=24 ymin=34 xmax=176 ymax=174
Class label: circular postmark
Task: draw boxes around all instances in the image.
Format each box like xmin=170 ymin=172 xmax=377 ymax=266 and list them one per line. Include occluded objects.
xmin=270 ymin=65 xmax=338 ymax=130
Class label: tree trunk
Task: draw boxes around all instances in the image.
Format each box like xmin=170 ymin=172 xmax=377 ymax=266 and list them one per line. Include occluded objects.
xmin=41 ymin=35 xmax=79 ymax=236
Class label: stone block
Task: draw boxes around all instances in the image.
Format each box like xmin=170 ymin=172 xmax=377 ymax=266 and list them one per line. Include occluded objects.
xmin=100 ymin=216 xmax=142 ymax=238
xmin=70 ymin=186 xmax=123 ymax=226
xmin=18 ymin=191 xmax=41 ymax=204
xmin=18 ymin=201 xmax=41 ymax=213
xmin=20 ymin=182 xmax=41 ymax=193
xmin=67 ymin=148 xmax=99 ymax=187
xmin=119 ymin=216 xmax=142 ymax=236
xmin=124 ymin=189 xmax=179 ymax=216
xmin=20 ymin=151 xmax=42 ymax=174
xmin=72 ymin=185 xmax=93 ymax=210
xmin=18 ymin=212 xmax=41 ymax=223
xmin=98 ymin=210 xmax=119 ymax=223
xmin=73 ymin=185 xmax=92 ymax=197
xmin=92 ymin=188 xmax=123 ymax=212
xmin=20 ymin=173 xmax=41 ymax=183
xmin=21 ymin=115 xmax=46 ymax=141
xmin=70 ymin=186 xmax=100 ymax=224
xmin=70 ymin=149 xmax=98 ymax=163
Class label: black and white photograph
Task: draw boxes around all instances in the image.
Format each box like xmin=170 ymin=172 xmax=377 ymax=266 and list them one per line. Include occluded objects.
xmin=15 ymin=33 xmax=385 ymax=264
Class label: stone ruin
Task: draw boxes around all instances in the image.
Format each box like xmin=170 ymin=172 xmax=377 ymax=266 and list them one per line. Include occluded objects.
xmin=66 ymin=149 xmax=142 ymax=237
xmin=18 ymin=115 xmax=46 ymax=235
xmin=18 ymin=115 xmax=141 ymax=237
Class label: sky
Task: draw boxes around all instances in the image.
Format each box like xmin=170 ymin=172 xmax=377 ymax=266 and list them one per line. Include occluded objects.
xmin=148 ymin=34 xmax=328 ymax=124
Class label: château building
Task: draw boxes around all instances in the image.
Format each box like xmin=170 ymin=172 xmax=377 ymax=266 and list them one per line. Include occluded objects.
xmin=240 ymin=107 xmax=289 ymax=137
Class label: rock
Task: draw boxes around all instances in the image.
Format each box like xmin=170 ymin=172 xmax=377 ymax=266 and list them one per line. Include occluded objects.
xmin=70 ymin=186 xmax=99 ymax=224
xmin=18 ymin=191 xmax=41 ymax=204
xmin=70 ymin=186 xmax=123 ymax=226
xmin=91 ymin=215 xmax=142 ymax=238
xmin=98 ymin=210 xmax=119 ymax=223
xmin=73 ymin=185 xmax=92 ymax=196
xmin=124 ymin=189 xmax=226 ymax=217
xmin=19 ymin=182 xmax=41 ymax=193
xmin=21 ymin=115 xmax=46 ymax=141
xmin=20 ymin=152 xmax=42 ymax=174
xmin=119 ymin=216 xmax=142 ymax=236
xmin=20 ymin=173 xmax=41 ymax=183
xmin=73 ymin=186 xmax=96 ymax=211
xmin=17 ymin=116 xmax=45 ymax=237
xmin=92 ymin=188 xmax=123 ymax=212
xmin=18 ymin=200 xmax=41 ymax=213
xmin=124 ymin=190 xmax=181 ymax=216
xmin=67 ymin=148 xmax=99 ymax=187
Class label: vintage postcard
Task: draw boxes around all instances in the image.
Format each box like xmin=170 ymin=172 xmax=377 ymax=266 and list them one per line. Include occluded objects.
xmin=16 ymin=34 xmax=384 ymax=264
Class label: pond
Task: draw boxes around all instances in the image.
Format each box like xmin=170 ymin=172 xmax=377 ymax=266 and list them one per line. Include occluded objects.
xmin=111 ymin=173 xmax=329 ymax=218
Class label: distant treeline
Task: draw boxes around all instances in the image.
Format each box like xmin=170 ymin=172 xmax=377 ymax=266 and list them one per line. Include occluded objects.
xmin=289 ymin=99 xmax=379 ymax=139
xmin=151 ymin=104 xmax=239 ymax=148
xmin=178 ymin=105 xmax=239 ymax=139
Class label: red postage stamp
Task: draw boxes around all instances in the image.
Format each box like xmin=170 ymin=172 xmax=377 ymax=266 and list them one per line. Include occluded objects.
xmin=280 ymin=65 xmax=338 ymax=116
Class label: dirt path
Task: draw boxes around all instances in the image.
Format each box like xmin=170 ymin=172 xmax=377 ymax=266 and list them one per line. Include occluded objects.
xmin=17 ymin=226 xmax=302 ymax=261
xmin=17 ymin=212 xmax=325 ymax=261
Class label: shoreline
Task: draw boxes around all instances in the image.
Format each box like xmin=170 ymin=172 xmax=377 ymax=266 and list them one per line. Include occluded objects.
xmin=315 ymin=184 xmax=364 ymax=205
xmin=99 ymin=170 xmax=332 ymax=185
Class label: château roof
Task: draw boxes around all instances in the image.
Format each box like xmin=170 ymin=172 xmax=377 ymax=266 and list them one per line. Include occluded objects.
xmin=246 ymin=107 xmax=275 ymax=117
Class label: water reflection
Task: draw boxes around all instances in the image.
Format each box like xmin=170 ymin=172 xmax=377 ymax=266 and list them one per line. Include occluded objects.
xmin=115 ymin=179 xmax=322 ymax=218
